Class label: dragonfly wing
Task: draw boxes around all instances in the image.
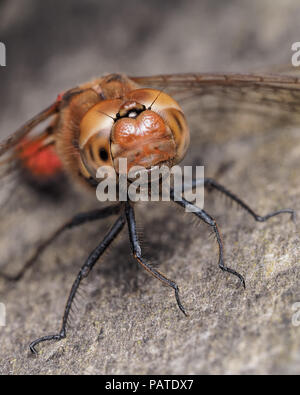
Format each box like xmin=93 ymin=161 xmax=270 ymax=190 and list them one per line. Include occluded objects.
xmin=131 ymin=73 xmax=300 ymax=150
xmin=0 ymin=100 xmax=60 ymax=156
xmin=130 ymin=73 xmax=300 ymax=111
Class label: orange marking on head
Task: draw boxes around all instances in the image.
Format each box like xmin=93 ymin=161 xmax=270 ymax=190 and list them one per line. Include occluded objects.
xmin=113 ymin=110 xmax=167 ymax=147
xmin=111 ymin=110 xmax=176 ymax=172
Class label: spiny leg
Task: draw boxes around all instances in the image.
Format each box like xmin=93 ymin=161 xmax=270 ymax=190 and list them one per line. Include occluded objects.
xmin=0 ymin=204 xmax=121 ymax=281
xmin=125 ymin=201 xmax=187 ymax=316
xmin=170 ymin=191 xmax=245 ymax=288
xmin=200 ymin=178 xmax=295 ymax=223
xmin=29 ymin=214 xmax=125 ymax=354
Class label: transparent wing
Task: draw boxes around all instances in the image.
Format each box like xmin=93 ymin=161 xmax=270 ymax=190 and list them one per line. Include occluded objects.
xmin=0 ymin=97 xmax=83 ymax=275
xmin=131 ymin=72 xmax=300 ymax=143
xmin=130 ymin=72 xmax=300 ymax=179
xmin=131 ymin=72 xmax=300 ymax=112
xmin=0 ymin=99 xmax=61 ymax=182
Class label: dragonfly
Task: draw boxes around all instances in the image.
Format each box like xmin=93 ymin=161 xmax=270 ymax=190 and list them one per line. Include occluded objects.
xmin=0 ymin=72 xmax=299 ymax=354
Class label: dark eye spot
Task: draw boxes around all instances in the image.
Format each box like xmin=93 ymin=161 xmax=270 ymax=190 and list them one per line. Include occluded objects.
xmin=99 ymin=147 xmax=109 ymax=161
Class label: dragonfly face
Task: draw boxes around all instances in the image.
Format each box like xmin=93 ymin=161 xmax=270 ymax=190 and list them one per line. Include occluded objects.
xmin=79 ymin=88 xmax=190 ymax=178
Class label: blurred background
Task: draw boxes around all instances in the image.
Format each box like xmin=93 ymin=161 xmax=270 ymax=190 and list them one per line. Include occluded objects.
xmin=1 ymin=0 xmax=300 ymax=137
xmin=1 ymin=0 xmax=300 ymax=375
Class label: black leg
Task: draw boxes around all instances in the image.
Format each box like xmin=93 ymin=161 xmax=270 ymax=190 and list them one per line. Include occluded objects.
xmin=0 ymin=204 xmax=121 ymax=281
xmin=170 ymin=190 xmax=245 ymax=288
xmin=125 ymin=201 xmax=187 ymax=316
xmin=201 ymin=178 xmax=295 ymax=223
xmin=29 ymin=214 xmax=125 ymax=354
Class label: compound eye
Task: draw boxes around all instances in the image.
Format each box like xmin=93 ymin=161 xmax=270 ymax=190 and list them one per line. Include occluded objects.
xmin=79 ymin=99 xmax=123 ymax=177
xmin=128 ymin=89 xmax=182 ymax=112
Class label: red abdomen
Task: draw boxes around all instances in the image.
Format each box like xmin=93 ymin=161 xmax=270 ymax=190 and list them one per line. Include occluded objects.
xmin=18 ymin=137 xmax=63 ymax=183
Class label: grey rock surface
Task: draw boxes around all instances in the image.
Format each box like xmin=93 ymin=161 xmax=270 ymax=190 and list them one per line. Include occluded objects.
xmin=0 ymin=0 xmax=300 ymax=374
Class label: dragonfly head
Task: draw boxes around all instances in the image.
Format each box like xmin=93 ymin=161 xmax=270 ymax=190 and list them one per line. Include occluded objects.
xmin=79 ymin=89 xmax=190 ymax=179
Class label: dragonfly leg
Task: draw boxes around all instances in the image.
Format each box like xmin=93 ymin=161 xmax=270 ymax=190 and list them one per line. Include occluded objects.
xmin=29 ymin=214 xmax=125 ymax=354
xmin=170 ymin=192 xmax=245 ymax=288
xmin=202 ymin=178 xmax=295 ymax=223
xmin=0 ymin=204 xmax=121 ymax=281
xmin=125 ymin=201 xmax=188 ymax=316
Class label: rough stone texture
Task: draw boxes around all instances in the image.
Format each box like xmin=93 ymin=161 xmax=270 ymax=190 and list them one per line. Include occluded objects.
xmin=1 ymin=0 xmax=300 ymax=374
